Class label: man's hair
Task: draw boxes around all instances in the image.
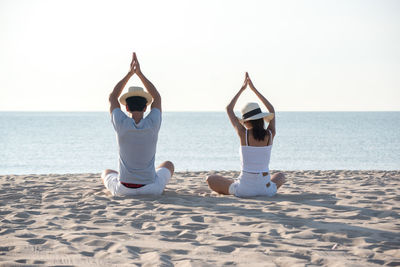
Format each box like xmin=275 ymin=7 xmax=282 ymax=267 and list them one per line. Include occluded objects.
xmin=249 ymin=118 xmax=268 ymax=141
xmin=126 ymin=96 xmax=147 ymax=112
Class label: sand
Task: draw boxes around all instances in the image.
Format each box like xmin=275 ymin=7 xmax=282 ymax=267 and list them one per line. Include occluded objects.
xmin=0 ymin=170 xmax=399 ymax=266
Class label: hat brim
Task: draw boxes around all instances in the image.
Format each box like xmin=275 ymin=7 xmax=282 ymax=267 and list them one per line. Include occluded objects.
xmin=239 ymin=112 xmax=274 ymax=123
xmin=119 ymin=91 xmax=153 ymax=106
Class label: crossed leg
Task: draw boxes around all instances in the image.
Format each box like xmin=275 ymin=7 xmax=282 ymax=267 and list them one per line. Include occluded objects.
xmin=101 ymin=169 xmax=118 ymax=185
xmin=101 ymin=161 xmax=174 ymax=185
xmin=206 ymin=172 xmax=286 ymax=195
xmin=206 ymin=175 xmax=234 ymax=195
xmin=157 ymin=160 xmax=174 ymax=177
xmin=271 ymin=172 xmax=286 ymax=189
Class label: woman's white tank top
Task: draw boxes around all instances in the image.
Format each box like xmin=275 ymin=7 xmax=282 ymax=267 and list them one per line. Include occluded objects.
xmin=240 ymin=129 xmax=272 ymax=173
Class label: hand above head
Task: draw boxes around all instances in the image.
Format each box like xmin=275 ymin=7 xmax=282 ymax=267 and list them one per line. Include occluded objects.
xmin=133 ymin=52 xmax=142 ymax=76
xmin=128 ymin=52 xmax=142 ymax=76
xmin=240 ymin=72 xmax=249 ymax=91
xmin=247 ymin=73 xmax=256 ymax=91
xmin=245 ymin=73 xmax=276 ymax=133
xmin=128 ymin=52 xmax=160 ymax=110
xmin=128 ymin=52 xmax=136 ymax=75
xmin=110 ymin=52 xmax=137 ymax=113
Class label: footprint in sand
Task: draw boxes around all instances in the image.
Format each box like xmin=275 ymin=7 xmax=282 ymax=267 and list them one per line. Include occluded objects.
xmin=84 ymin=240 xmax=114 ymax=248
xmin=0 ymin=246 xmax=15 ymax=252
xmin=173 ymin=223 xmax=208 ymax=231
xmin=27 ymin=238 xmax=47 ymax=245
xmin=125 ymin=245 xmax=141 ymax=255
xmin=214 ymin=245 xmax=236 ymax=253
xmin=190 ymin=215 xmax=204 ymax=223
xmin=16 ymin=233 xmax=36 ymax=238
xmin=177 ymin=230 xmax=197 ymax=240
xmin=14 ymin=212 xmax=31 ymax=219
xmin=312 ymin=229 xmax=328 ymax=234
xmin=160 ymin=230 xmax=181 ymax=237
xmin=80 ymin=251 xmax=95 ymax=257
xmin=10 ymin=219 xmax=36 ymax=225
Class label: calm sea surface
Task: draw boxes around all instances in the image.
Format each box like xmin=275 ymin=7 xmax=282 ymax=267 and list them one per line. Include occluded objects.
xmin=0 ymin=112 xmax=399 ymax=174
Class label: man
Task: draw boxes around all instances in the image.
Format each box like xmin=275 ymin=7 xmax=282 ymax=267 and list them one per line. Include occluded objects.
xmin=101 ymin=52 xmax=174 ymax=196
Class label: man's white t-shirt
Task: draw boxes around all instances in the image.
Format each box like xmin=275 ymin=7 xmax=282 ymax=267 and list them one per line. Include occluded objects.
xmin=111 ymin=108 xmax=161 ymax=184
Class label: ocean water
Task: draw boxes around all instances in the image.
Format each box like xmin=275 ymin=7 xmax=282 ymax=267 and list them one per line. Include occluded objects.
xmin=0 ymin=112 xmax=399 ymax=174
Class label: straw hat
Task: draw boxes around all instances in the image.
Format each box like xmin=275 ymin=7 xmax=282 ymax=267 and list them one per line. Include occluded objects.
xmin=119 ymin=86 xmax=153 ymax=106
xmin=240 ymin=102 xmax=274 ymax=122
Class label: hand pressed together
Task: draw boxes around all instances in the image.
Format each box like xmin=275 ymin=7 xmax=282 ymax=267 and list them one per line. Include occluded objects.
xmin=129 ymin=52 xmax=142 ymax=76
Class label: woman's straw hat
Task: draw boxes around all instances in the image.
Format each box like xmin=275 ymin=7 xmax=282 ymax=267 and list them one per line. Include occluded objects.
xmin=119 ymin=86 xmax=153 ymax=106
xmin=240 ymin=102 xmax=274 ymax=122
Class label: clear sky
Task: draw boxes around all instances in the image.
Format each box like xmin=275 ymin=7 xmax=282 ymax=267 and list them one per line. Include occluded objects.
xmin=1 ymin=0 xmax=399 ymax=111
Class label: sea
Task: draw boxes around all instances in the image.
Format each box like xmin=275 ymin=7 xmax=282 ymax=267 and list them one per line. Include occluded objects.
xmin=0 ymin=112 xmax=399 ymax=174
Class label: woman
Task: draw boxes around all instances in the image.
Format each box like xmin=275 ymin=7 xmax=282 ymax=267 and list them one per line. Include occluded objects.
xmin=206 ymin=72 xmax=286 ymax=197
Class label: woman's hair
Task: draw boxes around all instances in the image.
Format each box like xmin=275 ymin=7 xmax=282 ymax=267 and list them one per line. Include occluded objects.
xmin=126 ymin=96 xmax=147 ymax=112
xmin=249 ymin=118 xmax=267 ymax=141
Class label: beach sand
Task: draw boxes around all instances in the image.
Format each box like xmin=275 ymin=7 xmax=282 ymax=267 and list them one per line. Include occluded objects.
xmin=0 ymin=170 xmax=399 ymax=266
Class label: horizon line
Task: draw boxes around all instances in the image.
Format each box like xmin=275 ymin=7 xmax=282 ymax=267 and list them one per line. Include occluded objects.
xmin=1 ymin=110 xmax=399 ymax=113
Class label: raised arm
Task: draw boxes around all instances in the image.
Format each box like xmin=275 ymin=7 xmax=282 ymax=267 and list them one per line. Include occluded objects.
xmin=108 ymin=53 xmax=135 ymax=113
xmin=226 ymin=73 xmax=248 ymax=136
xmin=133 ymin=53 xmax=162 ymax=112
xmin=247 ymin=74 xmax=276 ymax=137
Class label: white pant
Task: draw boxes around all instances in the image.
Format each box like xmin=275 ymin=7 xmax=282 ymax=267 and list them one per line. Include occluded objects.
xmin=229 ymin=172 xmax=277 ymax=197
xmin=103 ymin=167 xmax=172 ymax=196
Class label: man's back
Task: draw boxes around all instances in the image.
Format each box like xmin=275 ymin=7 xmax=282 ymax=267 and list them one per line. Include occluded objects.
xmin=111 ymin=108 xmax=161 ymax=184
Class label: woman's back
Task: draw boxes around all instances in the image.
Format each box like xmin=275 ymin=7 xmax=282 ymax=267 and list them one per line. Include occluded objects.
xmin=240 ymin=129 xmax=273 ymax=173
xmin=241 ymin=128 xmax=272 ymax=147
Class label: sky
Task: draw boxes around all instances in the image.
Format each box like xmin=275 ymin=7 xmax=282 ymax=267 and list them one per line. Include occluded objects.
xmin=0 ymin=0 xmax=399 ymax=111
